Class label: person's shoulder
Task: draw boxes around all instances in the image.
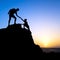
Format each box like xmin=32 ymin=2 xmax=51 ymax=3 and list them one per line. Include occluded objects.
xmin=10 ymin=8 xmax=15 ymax=11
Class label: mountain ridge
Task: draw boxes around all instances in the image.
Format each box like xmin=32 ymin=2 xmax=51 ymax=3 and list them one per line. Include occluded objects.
xmin=0 ymin=24 xmax=43 ymax=59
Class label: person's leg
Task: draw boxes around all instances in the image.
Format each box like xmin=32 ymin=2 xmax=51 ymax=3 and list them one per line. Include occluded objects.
xmin=8 ymin=16 xmax=11 ymax=26
xmin=14 ymin=17 xmax=16 ymax=24
xmin=28 ymin=26 xmax=30 ymax=30
xmin=27 ymin=25 xmax=30 ymax=30
xmin=12 ymin=15 xmax=16 ymax=24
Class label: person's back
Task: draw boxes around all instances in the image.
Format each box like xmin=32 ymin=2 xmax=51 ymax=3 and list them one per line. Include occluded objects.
xmin=24 ymin=20 xmax=28 ymax=26
xmin=8 ymin=8 xmax=16 ymax=15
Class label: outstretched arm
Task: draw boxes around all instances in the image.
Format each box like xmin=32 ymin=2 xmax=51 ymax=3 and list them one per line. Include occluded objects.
xmin=18 ymin=16 xmax=24 ymax=21
xmin=15 ymin=12 xmax=24 ymax=21
xmin=16 ymin=12 xmax=18 ymax=17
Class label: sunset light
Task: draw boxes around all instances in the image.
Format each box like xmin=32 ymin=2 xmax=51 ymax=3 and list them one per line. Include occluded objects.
xmin=33 ymin=30 xmax=60 ymax=48
xmin=41 ymin=37 xmax=50 ymax=47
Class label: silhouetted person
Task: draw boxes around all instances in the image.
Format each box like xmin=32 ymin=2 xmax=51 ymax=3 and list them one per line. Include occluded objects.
xmin=8 ymin=8 xmax=19 ymax=26
xmin=23 ymin=19 xmax=30 ymax=30
xmin=18 ymin=16 xmax=30 ymax=30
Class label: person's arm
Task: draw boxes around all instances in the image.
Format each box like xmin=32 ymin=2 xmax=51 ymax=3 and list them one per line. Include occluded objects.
xmin=16 ymin=12 xmax=24 ymax=21
xmin=16 ymin=12 xmax=18 ymax=17
xmin=15 ymin=12 xmax=20 ymax=18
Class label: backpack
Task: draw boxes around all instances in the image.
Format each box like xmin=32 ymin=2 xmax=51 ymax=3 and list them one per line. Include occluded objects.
xmin=8 ymin=8 xmax=16 ymax=14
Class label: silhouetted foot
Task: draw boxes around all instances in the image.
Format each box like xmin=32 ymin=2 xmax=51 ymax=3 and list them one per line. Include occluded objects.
xmin=8 ymin=24 xmax=10 ymax=27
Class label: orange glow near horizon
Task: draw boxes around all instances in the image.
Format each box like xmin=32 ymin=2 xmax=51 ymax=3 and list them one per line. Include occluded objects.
xmin=33 ymin=36 xmax=60 ymax=48
xmin=32 ymin=29 xmax=60 ymax=48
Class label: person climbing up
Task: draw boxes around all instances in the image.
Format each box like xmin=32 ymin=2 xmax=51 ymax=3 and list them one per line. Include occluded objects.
xmin=18 ymin=16 xmax=30 ymax=30
xmin=23 ymin=19 xmax=30 ymax=30
xmin=8 ymin=8 xmax=19 ymax=26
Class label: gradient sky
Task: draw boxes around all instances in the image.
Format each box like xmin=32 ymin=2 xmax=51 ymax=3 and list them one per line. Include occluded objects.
xmin=0 ymin=0 xmax=60 ymax=48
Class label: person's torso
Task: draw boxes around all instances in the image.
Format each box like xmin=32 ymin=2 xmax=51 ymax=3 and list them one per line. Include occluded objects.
xmin=24 ymin=21 xmax=28 ymax=26
xmin=9 ymin=9 xmax=17 ymax=15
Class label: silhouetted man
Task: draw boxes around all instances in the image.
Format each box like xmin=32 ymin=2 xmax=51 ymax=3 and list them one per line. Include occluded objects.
xmin=15 ymin=15 xmax=30 ymax=30
xmin=8 ymin=8 xmax=19 ymax=26
xmin=23 ymin=19 xmax=30 ymax=30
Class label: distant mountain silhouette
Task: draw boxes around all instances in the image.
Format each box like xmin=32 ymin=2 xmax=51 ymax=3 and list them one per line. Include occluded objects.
xmin=0 ymin=24 xmax=43 ymax=59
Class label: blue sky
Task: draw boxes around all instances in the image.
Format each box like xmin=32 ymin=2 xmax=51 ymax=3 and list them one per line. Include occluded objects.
xmin=0 ymin=0 xmax=60 ymax=48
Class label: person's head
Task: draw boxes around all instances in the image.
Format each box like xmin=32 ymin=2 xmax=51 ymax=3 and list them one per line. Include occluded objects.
xmin=24 ymin=19 xmax=27 ymax=22
xmin=16 ymin=8 xmax=19 ymax=11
